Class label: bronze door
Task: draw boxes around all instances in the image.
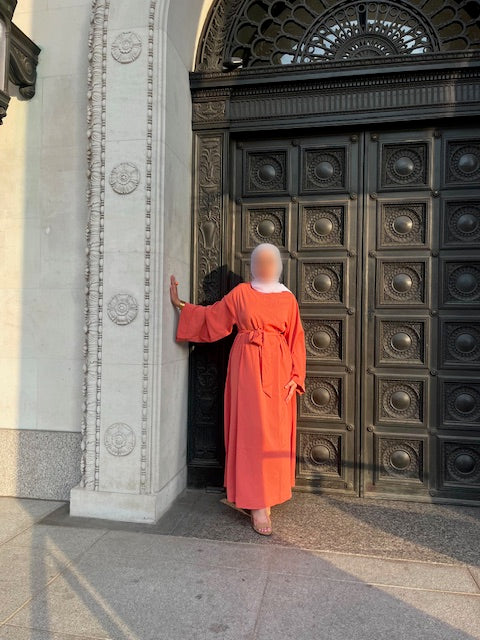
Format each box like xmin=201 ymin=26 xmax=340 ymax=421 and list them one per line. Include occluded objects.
xmin=230 ymin=127 xmax=480 ymax=501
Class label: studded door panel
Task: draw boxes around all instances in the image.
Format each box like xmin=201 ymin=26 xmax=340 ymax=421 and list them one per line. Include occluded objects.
xmin=437 ymin=133 xmax=480 ymax=497
xmin=225 ymin=127 xmax=480 ymax=502
xmin=233 ymin=135 xmax=360 ymax=494
xmin=364 ymin=129 xmax=480 ymax=500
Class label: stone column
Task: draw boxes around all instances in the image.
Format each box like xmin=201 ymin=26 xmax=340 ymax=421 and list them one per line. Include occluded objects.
xmin=70 ymin=0 xmax=194 ymax=522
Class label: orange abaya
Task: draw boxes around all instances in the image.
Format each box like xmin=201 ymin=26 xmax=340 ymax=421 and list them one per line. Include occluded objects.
xmin=176 ymin=282 xmax=306 ymax=509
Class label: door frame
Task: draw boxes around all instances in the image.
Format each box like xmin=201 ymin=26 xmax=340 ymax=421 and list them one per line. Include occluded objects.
xmin=188 ymin=54 xmax=480 ymax=504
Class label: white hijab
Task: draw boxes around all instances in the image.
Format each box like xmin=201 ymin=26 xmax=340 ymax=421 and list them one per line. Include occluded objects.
xmin=250 ymin=243 xmax=290 ymax=294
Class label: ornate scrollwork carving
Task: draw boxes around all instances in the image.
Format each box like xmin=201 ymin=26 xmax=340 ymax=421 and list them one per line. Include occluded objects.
xmin=196 ymin=0 xmax=480 ymax=71
xmin=8 ymin=25 xmax=40 ymax=100
xmin=196 ymin=135 xmax=223 ymax=304
xmin=192 ymin=100 xmax=226 ymax=123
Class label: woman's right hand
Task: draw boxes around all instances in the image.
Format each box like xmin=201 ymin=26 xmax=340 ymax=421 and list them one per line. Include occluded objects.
xmin=170 ymin=275 xmax=182 ymax=308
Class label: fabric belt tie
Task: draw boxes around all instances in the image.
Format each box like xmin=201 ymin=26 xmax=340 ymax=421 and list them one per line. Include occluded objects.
xmin=238 ymin=328 xmax=287 ymax=398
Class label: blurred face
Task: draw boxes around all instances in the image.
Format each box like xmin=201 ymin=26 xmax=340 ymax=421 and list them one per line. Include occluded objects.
xmin=253 ymin=248 xmax=279 ymax=283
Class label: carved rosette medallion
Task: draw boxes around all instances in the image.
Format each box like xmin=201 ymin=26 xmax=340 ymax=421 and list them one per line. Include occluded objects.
xmin=381 ymin=262 xmax=425 ymax=305
xmin=107 ymin=294 xmax=138 ymax=325
xmin=109 ymin=163 xmax=140 ymax=195
xmin=379 ymin=438 xmax=422 ymax=480
xmin=379 ymin=321 xmax=424 ymax=364
xmin=444 ymin=383 xmax=480 ymax=423
xmin=446 ymin=263 xmax=480 ymax=303
xmin=382 ymin=144 xmax=427 ymax=187
xmin=303 ymin=263 xmax=343 ymax=303
xmin=447 ymin=141 xmax=480 ymax=183
xmin=303 ymin=377 xmax=341 ymax=419
xmin=379 ymin=379 xmax=423 ymax=423
xmin=444 ymin=444 xmax=480 ymax=484
xmin=445 ymin=202 xmax=480 ymax=245
xmin=444 ymin=323 xmax=480 ymax=364
xmin=304 ymin=319 xmax=342 ymax=361
xmin=111 ymin=32 xmax=142 ymax=64
xmin=299 ymin=433 xmax=341 ymax=477
xmin=381 ymin=203 xmax=426 ymax=246
xmin=104 ymin=423 xmax=136 ymax=456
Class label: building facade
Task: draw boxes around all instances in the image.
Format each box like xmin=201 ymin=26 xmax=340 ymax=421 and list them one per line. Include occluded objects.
xmin=1 ymin=0 xmax=479 ymax=522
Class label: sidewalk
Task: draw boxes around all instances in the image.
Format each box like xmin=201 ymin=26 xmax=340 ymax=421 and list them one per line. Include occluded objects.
xmin=0 ymin=491 xmax=479 ymax=640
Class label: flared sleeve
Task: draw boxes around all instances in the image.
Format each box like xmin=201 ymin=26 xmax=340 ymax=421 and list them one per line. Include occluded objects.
xmin=286 ymin=296 xmax=306 ymax=395
xmin=176 ymin=289 xmax=237 ymax=343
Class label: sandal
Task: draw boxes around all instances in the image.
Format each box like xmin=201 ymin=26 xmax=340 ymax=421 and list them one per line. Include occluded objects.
xmin=251 ymin=514 xmax=272 ymax=536
xmin=221 ymin=498 xmax=272 ymax=535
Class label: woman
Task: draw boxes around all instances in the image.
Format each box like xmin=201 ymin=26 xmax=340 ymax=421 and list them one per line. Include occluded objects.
xmin=170 ymin=243 xmax=306 ymax=536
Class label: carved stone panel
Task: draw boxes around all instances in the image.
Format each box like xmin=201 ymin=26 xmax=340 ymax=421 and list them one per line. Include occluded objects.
xmin=378 ymin=260 xmax=427 ymax=307
xmin=297 ymin=432 xmax=341 ymax=479
xmin=299 ymin=205 xmax=345 ymax=249
xmin=442 ymin=441 xmax=480 ymax=487
xmin=244 ymin=150 xmax=288 ymax=195
xmin=300 ymin=376 xmax=343 ymax=421
xmin=378 ymin=202 xmax=428 ymax=248
xmin=195 ymin=135 xmax=223 ymax=304
xmin=441 ymin=380 xmax=480 ymax=428
xmin=378 ymin=437 xmax=423 ymax=482
xmin=242 ymin=205 xmax=287 ymax=250
xmin=300 ymin=261 xmax=345 ymax=305
xmin=376 ymin=377 xmax=425 ymax=426
xmin=442 ymin=201 xmax=480 ymax=247
xmin=381 ymin=143 xmax=429 ymax=188
xmin=301 ymin=147 xmax=346 ymax=192
xmin=445 ymin=140 xmax=480 ymax=185
xmin=377 ymin=319 xmax=426 ymax=367
xmin=303 ymin=319 xmax=343 ymax=364
xmin=441 ymin=261 xmax=480 ymax=307
xmin=440 ymin=321 xmax=480 ymax=368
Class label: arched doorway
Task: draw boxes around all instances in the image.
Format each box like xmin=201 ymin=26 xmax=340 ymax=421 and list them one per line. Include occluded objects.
xmin=188 ymin=0 xmax=480 ymax=504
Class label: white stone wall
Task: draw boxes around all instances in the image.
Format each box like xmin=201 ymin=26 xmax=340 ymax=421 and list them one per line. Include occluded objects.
xmin=0 ymin=0 xmax=216 ymax=513
xmin=0 ymin=0 xmax=93 ymax=497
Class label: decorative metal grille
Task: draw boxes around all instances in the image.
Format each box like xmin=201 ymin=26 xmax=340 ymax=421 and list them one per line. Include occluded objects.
xmin=196 ymin=0 xmax=480 ymax=70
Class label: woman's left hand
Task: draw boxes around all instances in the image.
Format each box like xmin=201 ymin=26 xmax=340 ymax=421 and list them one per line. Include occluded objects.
xmin=284 ymin=379 xmax=298 ymax=403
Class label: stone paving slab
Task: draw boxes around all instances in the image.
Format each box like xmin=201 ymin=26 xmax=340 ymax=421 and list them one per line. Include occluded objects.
xmin=255 ymin=573 xmax=480 ymax=640
xmin=3 ymin=525 xmax=107 ymax=560
xmin=267 ymin=547 xmax=480 ymax=593
xmin=0 ymin=628 xmax=98 ymax=640
xmin=1 ymin=495 xmax=479 ymax=640
xmin=7 ymin=556 xmax=268 ymax=640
